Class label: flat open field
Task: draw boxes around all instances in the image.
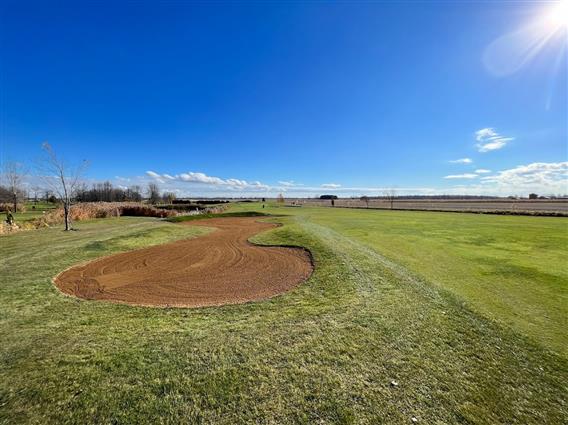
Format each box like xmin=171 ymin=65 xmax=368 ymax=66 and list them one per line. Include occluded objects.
xmin=291 ymin=198 xmax=568 ymax=214
xmin=1 ymin=206 xmax=567 ymax=423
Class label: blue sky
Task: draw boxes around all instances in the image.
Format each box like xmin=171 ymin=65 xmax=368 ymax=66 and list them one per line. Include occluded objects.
xmin=1 ymin=1 xmax=567 ymax=196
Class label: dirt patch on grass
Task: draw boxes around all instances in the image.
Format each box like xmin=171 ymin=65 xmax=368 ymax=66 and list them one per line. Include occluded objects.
xmin=53 ymin=217 xmax=313 ymax=307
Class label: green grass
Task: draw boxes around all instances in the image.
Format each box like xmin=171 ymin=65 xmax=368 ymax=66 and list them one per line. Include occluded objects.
xmin=11 ymin=202 xmax=57 ymax=223
xmin=1 ymin=209 xmax=566 ymax=423
xmin=167 ymin=210 xmax=270 ymax=222
xmin=232 ymin=202 xmax=568 ymax=356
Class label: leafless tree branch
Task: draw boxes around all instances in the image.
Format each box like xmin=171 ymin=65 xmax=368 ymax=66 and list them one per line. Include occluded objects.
xmin=37 ymin=142 xmax=88 ymax=230
xmin=384 ymin=188 xmax=397 ymax=210
xmin=1 ymin=161 xmax=27 ymax=212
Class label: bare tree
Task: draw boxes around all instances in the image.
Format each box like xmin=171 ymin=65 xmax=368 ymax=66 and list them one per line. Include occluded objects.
xmin=127 ymin=185 xmax=143 ymax=202
xmin=0 ymin=185 xmax=13 ymax=203
xmin=31 ymin=185 xmax=43 ymax=204
xmin=360 ymin=195 xmax=370 ymax=208
xmin=277 ymin=193 xmax=285 ymax=204
xmin=39 ymin=142 xmax=88 ymax=231
xmin=162 ymin=191 xmax=176 ymax=204
xmin=384 ymin=188 xmax=397 ymax=210
xmin=147 ymin=183 xmax=161 ymax=204
xmin=2 ymin=161 xmax=27 ymax=212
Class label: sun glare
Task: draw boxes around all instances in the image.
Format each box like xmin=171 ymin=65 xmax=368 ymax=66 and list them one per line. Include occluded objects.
xmin=483 ymin=1 xmax=568 ymax=77
xmin=541 ymin=1 xmax=568 ymax=32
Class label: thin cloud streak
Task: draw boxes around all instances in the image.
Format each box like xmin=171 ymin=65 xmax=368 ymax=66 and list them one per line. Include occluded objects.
xmin=278 ymin=181 xmax=302 ymax=187
xmin=475 ymin=128 xmax=514 ymax=152
xmin=450 ymin=158 xmax=473 ymax=164
xmin=444 ymin=174 xmax=478 ymax=179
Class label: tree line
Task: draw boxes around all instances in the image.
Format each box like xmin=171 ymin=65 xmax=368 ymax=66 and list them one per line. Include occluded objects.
xmin=74 ymin=182 xmax=144 ymax=203
xmin=1 ymin=179 xmax=177 ymax=205
xmin=74 ymin=182 xmax=176 ymax=204
xmin=2 ymin=143 xmax=177 ymax=230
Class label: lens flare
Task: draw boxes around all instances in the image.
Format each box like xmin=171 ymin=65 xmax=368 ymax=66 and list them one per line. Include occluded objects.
xmin=483 ymin=1 xmax=567 ymax=76
xmin=542 ymin=1 xmax=568 ymax=31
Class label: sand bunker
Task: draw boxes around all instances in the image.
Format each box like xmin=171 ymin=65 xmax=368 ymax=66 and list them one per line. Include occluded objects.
xmin=54 ymin=217 xmax=313 ymax=307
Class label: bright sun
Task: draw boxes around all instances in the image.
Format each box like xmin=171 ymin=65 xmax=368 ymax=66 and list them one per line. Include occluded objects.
xmin=542 ymin=1 xmax=568 ymax=31
xmin=483 ymin=0 xmax=568 ymax=80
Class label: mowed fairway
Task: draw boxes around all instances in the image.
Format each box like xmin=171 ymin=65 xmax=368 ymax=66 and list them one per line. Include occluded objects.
xmin=235 ymin=203 xmax=567 ymax=355
xmin=1 ymin=208 xmax=567 ymax=423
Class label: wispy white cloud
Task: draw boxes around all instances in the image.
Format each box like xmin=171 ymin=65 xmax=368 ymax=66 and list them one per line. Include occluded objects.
xmin=145 ymin=171 xmax=161 ymax=179
xmin=278 ymin=180 xmax=301 ymax=187
xmin=177 ymin=172 xmax=225 ymax=185
xmin=480 ymin=162 xmax=568 ymax=193
xmin=145 ymin=170 xmax=165 ymax=183
xmin=444 ymin=173 xmax=479 ymax=179
xmin=120 ymin=162 xmax=568 ymax=197
xmin=147 ymin=170 xmax=269 ymax=191
xmin=449 ymin=158 xmax=473 ymax=164
xmin=475 ymin=128 xmax=514 ymax=152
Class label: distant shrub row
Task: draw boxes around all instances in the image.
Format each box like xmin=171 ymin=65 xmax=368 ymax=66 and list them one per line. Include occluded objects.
xmin=37 ymin=202 xmax=176 ymax=225
xmin=156 ymin=204 xmax=202 ymax=211
xmin=172 ymin=199 xmax=230 ymax=205
xmin=1 ymin=202 xmax=231 ymax=234
xmin=0 ymin=203 xmax=26 ymax=213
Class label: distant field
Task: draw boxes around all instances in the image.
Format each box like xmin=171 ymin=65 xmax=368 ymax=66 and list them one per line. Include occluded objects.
xmin=1 ymin=206 xmax=566 ymax=423
xmin=289 ymin=198 xmax=568 ymax=214
xmin=10 ymin=201 xmax=57 ymax=222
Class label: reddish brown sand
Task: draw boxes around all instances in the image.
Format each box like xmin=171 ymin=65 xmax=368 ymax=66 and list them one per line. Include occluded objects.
xmin=54 ymin=217 xmax=313 ymax=307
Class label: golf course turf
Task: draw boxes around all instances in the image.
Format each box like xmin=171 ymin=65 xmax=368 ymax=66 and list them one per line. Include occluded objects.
xmin=1 ymin=206 xmax=566 ymax=423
